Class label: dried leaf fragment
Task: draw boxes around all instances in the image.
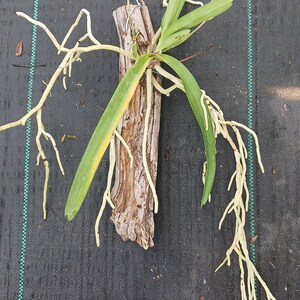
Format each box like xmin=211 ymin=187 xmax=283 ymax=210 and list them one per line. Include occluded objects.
xmin=15 ymin=41 xmax=23 ymax=56
xmin=61 ymin=134 xmax=77 ymax=143
xmin=249 ymin=235 xmax=258 ymax=244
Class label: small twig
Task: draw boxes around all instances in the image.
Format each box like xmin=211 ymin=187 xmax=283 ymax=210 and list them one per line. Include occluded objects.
xmin=180 ymin=45 xmax=214 ymax=63
xmin=13 ymin=63 xmax=46 ymax=68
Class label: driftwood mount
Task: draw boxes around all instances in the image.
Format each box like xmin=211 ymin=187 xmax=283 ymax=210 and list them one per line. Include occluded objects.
xmin=110 ymin=5 xmax=161 ymax=249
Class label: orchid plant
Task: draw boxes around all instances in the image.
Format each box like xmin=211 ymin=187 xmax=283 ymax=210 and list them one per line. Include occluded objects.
xmin=0 ymin=1 xmax=276 ymax=299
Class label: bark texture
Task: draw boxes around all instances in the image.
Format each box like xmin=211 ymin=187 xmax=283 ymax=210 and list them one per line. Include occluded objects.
xmin=110 ymin=5 xmax=161 ymax=249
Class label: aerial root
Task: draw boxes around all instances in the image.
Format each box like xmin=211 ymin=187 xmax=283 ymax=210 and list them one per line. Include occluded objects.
xmin=12 ymin=9 xmax=158 ymax=241
xmin=0 ymin=9 xmax=133 ymax=219
xmin=206 ymin=94 xmax=275 ymax=300
xmin=35 ymin=109 xmax=64 ymax=219
xmin=151 ymin=75 xmax=178 ymax=96
xmin=95 ymin=135 xmax=116 ymax=247
xmin=144 ymin=69 xmax=159 ymax=214
xmin=162 ymin=0 xmax=204 ymax=7
xmin=154 ymin=65 xmax=184 ymax=91
xmin=94 ymin=130 xmax=135 ymax=246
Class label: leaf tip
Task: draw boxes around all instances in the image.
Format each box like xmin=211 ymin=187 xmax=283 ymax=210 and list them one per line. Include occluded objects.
xmin=64 ymin=208 xmax=77 ymax=221
xmin=201 ymin=197 xmax=208 ymax=208
xmin=201 ymin=191 xmax=212 ymax=207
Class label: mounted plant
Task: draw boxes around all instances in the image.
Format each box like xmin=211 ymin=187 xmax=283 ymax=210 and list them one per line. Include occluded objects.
xmin=0 ymin=0 xmax=276 ymax=299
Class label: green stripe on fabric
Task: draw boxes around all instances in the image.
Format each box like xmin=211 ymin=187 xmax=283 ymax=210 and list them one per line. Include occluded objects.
xmin=247 ymin=0 xmax=257 ymax=292
xmin=18 ymin=1 xmax=39 ymax=299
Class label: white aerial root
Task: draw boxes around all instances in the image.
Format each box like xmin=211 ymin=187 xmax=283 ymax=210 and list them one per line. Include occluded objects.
xmin=58 ymin=9 xmax=101 ymax=53
xmin=201 ymin=161 xmax=211 ymax=203
xmin=154 ymin=65 xmax=184 ymax=91
xmin=0 ymin=10 xmax=135 ymax=219
xmin=4 ymin=9 xmax=156 ymax=244
xmin=185 ymin=0 xmax=203 ymax=5
xmin=35 ymin=110 xmax=50 ymax=220
xmin=200 ymin=90 xmax=208 ymax=130
xmin=35 ymin=109 xmax=65 ymax=219
xmin=94 ymin=69 xmax=159 ymax=244
xmin=205 ymin=94 xmax=276 ymax=300
xmin=151 ymin=75 xmax=178 ymax=96
xmin=95 ymin=135 xmax=116 ymax=247
xmin=162 ymin=0 xmax=203 ymax=7
xmin=15 ymin=12 xmax=133 ymax=59
xmin=114 ymin=130 xmax=134 ymax=169
xmin=94 ymin=129 xmax=135 ymax=246
xmin=144 ymin=69 xmax=159 ymax=214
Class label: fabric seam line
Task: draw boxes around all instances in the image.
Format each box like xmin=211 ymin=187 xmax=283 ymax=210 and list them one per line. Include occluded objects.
xmin=18 ymin=1 xmax=39 ymax=299
xmin=247 ymin=0 xmax=257 ymax=295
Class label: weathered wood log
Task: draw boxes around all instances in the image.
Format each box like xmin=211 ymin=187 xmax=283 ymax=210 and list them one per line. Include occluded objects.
xmin=110 ymin=5 xmax=161 ymax=249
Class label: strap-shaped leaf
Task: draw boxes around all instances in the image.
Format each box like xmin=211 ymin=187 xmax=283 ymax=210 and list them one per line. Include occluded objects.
xmin=156 ymin=28 xmax=191 ymax=53
xmin=161 ymin=0 xmax=185 ymax=37
xmin=164 ymin=0 xmax=232 ymax=41
xmin=157 ymin=0 xmax=232 ymax=54
xmin=65 ymin=54 xmax=153 ymax=221
xmin=156 ymin=54 xmax=216 ymax=206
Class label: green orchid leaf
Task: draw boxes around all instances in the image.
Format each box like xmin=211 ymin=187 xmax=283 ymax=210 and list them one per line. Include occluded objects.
xmin=156 ymin=54 xmax=216 ymax=206
xmin=165 ymin=0 xmax=232 ymax=37
xmin=64 ymin=54 xmax=153 ymax=221
xmin=161 ymin=0 xmax=185 ymax=36
xmin=156 ymin=28 xmax=191 ymax=53
xmin=157 ymin=0 xmax=232 ymax=53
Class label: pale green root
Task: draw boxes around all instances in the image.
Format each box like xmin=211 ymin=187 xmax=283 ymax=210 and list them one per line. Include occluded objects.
xmin=151 ymin=75 xmax=178 ymax=96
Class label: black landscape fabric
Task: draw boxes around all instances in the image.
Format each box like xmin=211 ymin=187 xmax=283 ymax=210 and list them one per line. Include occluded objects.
xmin=0 ymin=1 xmax=299 ymax=299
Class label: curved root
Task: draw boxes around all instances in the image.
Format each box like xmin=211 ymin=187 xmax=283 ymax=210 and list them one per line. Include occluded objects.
xmin=206 ymin=94 xmax=275 ymax=300
xmin=0 ymin=10 xmax=133 ymax=219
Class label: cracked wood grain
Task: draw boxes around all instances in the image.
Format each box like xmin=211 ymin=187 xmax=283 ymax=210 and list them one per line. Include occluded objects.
xmin=110 ymin=5 xmax=161 ymax=249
